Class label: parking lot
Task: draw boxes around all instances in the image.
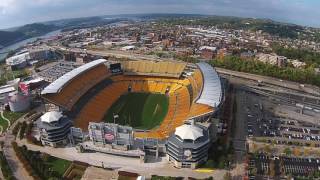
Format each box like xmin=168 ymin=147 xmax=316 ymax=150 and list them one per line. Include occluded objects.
xmin=242 ymin=89 xmax=320 ymax=147
xmin=37 ymin=61 xmax=82 ymax=82
xmin=249 ymin=154 xmax=320 ymax=178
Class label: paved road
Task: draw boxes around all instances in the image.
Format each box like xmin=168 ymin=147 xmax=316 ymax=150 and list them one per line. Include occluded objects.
xmin=233 ymin=88 xmax=247 ymax=158
xmin=216 ymin=68 xmax=320 ymax=97
xmin=230 ymin=87 xmax=248 ymax=179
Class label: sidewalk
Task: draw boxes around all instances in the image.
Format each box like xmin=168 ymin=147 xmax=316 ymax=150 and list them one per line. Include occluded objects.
xmin=17 ymin=139 xmax=227 ymax=179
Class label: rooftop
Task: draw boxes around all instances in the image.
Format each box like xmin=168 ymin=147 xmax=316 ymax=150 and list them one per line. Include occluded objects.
xmin=175 ymin=123 xmax=204 ymax=141
xmin=40 ymin=111 xmax=63 ymax=123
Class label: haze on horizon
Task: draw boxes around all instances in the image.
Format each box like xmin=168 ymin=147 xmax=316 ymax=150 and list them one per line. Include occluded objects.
xmin=1 ymin=0 xmax=320 ymax=29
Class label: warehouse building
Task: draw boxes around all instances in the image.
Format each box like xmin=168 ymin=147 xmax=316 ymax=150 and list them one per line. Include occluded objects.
xmin=6 ymin=52 xmax=30 ymax=70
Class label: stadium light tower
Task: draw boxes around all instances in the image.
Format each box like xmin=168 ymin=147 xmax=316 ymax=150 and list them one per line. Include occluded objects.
xmin=113 ymin=113 xmax=119 ymax=124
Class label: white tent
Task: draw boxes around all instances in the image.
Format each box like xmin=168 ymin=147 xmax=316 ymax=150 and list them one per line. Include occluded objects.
xmin=175 ymin=124 xmax=203 ymax=141
xmin=40 ymin=111 xmax=63 ymax=123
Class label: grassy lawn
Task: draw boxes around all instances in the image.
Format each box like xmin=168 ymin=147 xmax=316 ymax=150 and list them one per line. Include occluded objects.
xmin=105 ymin=92 xmax=169 ymax=129
xmin=4 ymin=111 xmax=25 ymax=121
xmin=0 ymin=111 xmax=25 ymax=131
xmin=46 ymin=157 xmax=71 ymax=177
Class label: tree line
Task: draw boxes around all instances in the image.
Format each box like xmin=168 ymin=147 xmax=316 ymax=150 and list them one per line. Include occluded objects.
xmin=0 ymin=151 xmax=15 ymax=180
xmin=12 ymin=142 xmax=63 ymax=180
xmin=210 ymin=56 xmax=320 ymax=87
xmin=272 ymin=44 xmax=320 ymax=66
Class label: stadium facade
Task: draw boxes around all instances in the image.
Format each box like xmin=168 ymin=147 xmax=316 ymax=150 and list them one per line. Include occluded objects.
xmin=88 ymin=122 xmax=134 ymax=150
xmin=39 ymin=58 xmax=224 ymax=168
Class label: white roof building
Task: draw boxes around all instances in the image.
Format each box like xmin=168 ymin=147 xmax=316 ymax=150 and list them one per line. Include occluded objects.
xmin=6 ymin=52 xmax=30 ymax=66
xmin=199 ymin=46 xmax=217 ymax=51
xmin=40 ymin=111 xmax=63 ymax=123
xmin=196 ymin=62 xmax=222 ymax=108
xmin=41 ymin=59 xmax=107 ymax=94
xmin=121 ymin=45 xmax=136 ymax=51
xmin=175 ymin=124 xmax=204 ymax=141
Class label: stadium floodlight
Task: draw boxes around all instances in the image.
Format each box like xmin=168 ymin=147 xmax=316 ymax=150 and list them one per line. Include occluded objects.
xmin=113 ymin=113 xmax=119 ymax=124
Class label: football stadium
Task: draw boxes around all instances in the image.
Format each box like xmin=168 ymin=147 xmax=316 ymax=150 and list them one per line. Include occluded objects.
xmin=41 ymin=59 xmax=223 ymax=140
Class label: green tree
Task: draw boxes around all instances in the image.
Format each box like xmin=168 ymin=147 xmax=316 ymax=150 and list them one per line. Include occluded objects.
xmin=283 ymin=147 xmax=292 ymax=156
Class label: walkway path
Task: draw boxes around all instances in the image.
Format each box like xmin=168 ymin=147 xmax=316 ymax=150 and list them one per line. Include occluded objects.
xmin=2 ymin=113 xmax=33 ymax=180
xmin=1 ymin=111 xmax=11 ymax=131
xmin=3 ymin=134 xmax=33 ymax=180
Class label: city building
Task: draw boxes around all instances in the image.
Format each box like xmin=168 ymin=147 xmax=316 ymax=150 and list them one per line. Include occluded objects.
xmin=256 ymin=53 xmax=288 ymax=67
xmin=0 ymin=79 xmax=20 ymax=104
xmin=36 ymin=111 xmax=72 ymax=147
xmin=289 ymin=59 xmax=307 ymax=68
xmin=29 ymin=48 xmax=55 ymax=61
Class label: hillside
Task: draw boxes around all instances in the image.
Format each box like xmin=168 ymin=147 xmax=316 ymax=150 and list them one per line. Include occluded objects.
xmin=15 ymin=23 xmax=57 ymax=37
xmin=0 ymin=23 xmax=58 ymax=47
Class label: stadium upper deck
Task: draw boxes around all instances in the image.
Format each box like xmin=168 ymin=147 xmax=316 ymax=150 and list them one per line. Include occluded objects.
xmin=41 ymin=59 xmax=110 ymax=110
xmin=122 ymin=60 xmax=187 ymax=78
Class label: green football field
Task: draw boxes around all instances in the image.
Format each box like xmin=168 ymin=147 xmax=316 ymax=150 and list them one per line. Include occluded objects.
xmin=105 ymin=92 xmax=169 ymax=130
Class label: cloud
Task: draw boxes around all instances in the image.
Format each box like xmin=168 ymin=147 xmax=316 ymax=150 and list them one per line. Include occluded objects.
xmin=0 ymin=0 xmax=319 ymax=29
xmin=0 ymin=0 xmax=69 ymax=15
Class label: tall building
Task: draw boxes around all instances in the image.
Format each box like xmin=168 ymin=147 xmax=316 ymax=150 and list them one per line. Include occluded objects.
xmin=166 ymin=121 xmax=211 ymax=169
xmin=36 ymin=111 xmax=72 ymax=147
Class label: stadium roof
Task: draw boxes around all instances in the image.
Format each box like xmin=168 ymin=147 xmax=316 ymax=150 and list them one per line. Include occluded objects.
xmin=175 ymin=123 xmax=203 ymax=141
xmin=40 ymin=111 xmax=63 ymax=123
xmin=41 ymin=59 xmax=107 ymax=94
xmin=196 ymin=62 xmax=222 ymax=108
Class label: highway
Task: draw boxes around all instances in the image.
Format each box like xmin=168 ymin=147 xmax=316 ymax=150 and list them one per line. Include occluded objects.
xmin=216 ymin=68 xmax=320 ymax=97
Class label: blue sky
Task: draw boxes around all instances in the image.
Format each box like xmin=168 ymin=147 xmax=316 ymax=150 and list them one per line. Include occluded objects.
xmin=0 ymin=0 xmax=320 ymax=29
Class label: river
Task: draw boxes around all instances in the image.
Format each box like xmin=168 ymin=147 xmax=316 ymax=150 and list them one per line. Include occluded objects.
xmin=0 ymin=30 xmax=61 ymax=61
